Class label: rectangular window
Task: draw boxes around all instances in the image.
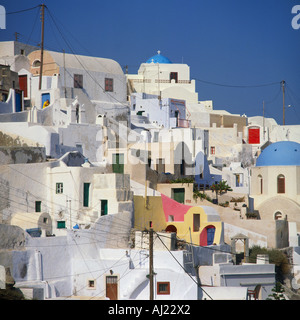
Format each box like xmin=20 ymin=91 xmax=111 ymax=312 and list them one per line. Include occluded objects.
xmin=193 ymin=214 xmax=200 ymax=232
xmin=235 ymin=174 xmax=242 ymax=187
xmin=180 ymin=160 xmax=185 ymax=175
xmin=74 ymin=74 xmax=83 ymax=88
xmin=35 ymin=201 xmax=41 ymax=213
xmin=156 ymin=158 xmax=165 ymax=174
xmin=57 ymin=220 xmax=66 ymax=229
xmin=172 ymin=188 xmax=185 ymax=204
xmin=168 ymin=215 xmax=174 ymax=222
xmin=101 ymin=199 xmax=108 ymax=216
xmin=88 ymin=280 xmax=95 ymax=289
xmin=56 ymin=182 xmax=63 ymax=194
xmin=248 ymin=127 xmax=260 ymax=144
xmin=170 ymin=72 xmax=178 ymax=83
xmin=112 ymin=153 xmax=124 ymax=174
xmin=83 ymin=183 xmax=90 ymax=207
xmin=105 ymin=78 xmax=113 ymax=92
xmin=157 ymin=282 xmax=170 ymax=295
xmin=211 ymin=146 xmax=215 ymax=155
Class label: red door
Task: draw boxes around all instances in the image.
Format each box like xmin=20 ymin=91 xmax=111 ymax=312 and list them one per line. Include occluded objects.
xmin=200 ymin=226 xmax=216 ymax=246
xmin=248 ymin=128 xmax=260 ymax=144
xmin=106 ymin=276 xmax=118 ymax=300
xmin=18 ymin=75 xmax=28 ymax=98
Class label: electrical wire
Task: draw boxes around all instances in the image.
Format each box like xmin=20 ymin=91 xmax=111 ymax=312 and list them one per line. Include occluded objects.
xmin=193 ymin=77 xmax=280 ymax=89
xmin=1 ymin=162 xmax=292 ymax=298
xmin=1 ymin=5 xmax=296 ymax=301
xmin=0 ymin=165 xmax=147 ymax=237
xmin=5 ymin=3 xmax=288 ymax=127
xmin=44 ymin=5 xmax=285 ymax=127
xmin=155 ymin=231 xmax=214 ymax=300
xmin=285 ymin=85 xmax=300 ymax=123
xmin=157 ymin=231 xmax=295 ymax=267
xmin=6 ymin=5 xmax=41 ymax=15
xmin=45 ymin=7 xmax=129 ymax=110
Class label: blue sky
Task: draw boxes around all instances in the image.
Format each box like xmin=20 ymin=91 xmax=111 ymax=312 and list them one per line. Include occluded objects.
xmin=1 ymin=0 xmax=300 ymax=125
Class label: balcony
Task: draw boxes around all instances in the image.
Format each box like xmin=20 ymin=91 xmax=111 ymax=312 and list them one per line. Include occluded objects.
xmin=177 ymin=119 xmax=191 ymax=128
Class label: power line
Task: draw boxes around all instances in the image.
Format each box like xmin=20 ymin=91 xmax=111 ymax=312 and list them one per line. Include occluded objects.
xmin=155 ymin=231 xmax=214 ymax=300
xmin=6 ymin=5 xmax=41 ymax=15
xmin=285 ymin=85 xmax=300 ymax=111
xmin=76 ymin=249 xmax=144 ymax=300
xmin=193 ymin=77 xmax=280 ymax=89
xmin=0 ymin=165 xmax=146 ymax=236
xmin=157 ymin=231 xmax=295 ymax=268
xmin=44 ymin=7 xmax=129 ymax=109
xmin=44 ymin=9 xmax=125 ymax=82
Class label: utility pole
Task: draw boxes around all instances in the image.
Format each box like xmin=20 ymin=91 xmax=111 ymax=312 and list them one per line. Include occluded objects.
xmin=39 ymin=4 xmax=45 ymax=90
xmin=144 ymin=180 xmax=147 ymax=208
xmin=149 ymin=227 xmax=154 ymax=300
xmin=189 ymin=227 xmax=201 ymax=298
xmin=189 ymin=227 xmax=195 ymax=268
xmin=66 ymin=198 xmax=72 ymax=229
xmin=281 ymin=80 xmax=285 ymax=125
xmin=263 ymin=100 xmax=265 ymax=140
xmin=63 ymin=49 xmax=67 ymax=98
xmin=14 ymin=32 xmax=20 ymax=42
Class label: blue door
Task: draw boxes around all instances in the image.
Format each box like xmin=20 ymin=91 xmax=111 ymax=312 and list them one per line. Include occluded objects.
xmin=15 ymin=92 xmax=22 ymax=112
xmin=207 ymin=227 xmax=215 ymax=245
xmin=42 ymin=93 xmax=50 ymax=108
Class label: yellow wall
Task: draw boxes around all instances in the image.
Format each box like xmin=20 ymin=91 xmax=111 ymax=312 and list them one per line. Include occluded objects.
xmin=165 ymin=206 xmax=222 ymax=246
xmin=28 ymin=50 xmax=59 ymax=76
xmin=133 ymin=195 xmax=167 ymax=231
xmin=134 ymin=195 xmax=223 ymax=246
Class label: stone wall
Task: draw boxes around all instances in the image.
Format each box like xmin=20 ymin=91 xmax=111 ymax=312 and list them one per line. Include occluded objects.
xmin=0 ymin=224 xmax=27 ymax=250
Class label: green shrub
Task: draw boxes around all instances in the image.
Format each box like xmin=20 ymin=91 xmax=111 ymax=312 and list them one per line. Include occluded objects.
xmin=266 ymin=282 xmax=286 ymax=300
xmin=249 ymin=246 xmax=291 ymax=282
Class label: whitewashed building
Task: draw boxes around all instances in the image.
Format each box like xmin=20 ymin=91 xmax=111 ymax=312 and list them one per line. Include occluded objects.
xmin=131 ymin=92 xmax=189 ymax=129
xmin=0 ymin=224 xmax=277 ymax=300
xmin=127 ymin=51 xmax=199 ymax=105
xmin=0 ymin=225 xmax=199 ymax=300
xmin=250 ymin=140 xmax=300 ymax=234
xmin=0 ymin=151 xmax=133 ymax=236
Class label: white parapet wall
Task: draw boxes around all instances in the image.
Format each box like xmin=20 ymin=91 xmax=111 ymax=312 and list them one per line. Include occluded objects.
xmin=134 ymin=231 xmax=176 ymax=251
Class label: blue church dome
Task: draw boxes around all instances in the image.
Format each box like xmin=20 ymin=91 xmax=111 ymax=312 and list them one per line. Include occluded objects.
xmin=256 ymin=141 xmax=300 ymax=167
xmin=146 ymin=51 xmax=172 ymax=64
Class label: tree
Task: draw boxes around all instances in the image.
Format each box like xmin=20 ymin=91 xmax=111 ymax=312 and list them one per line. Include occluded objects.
xmin=211 ymin=180 xmax=232 ymax=194
xmin=249 ymin=246 xmax=291 ymax=282
xmin=267 ymin=282 xmax=286 ymax=300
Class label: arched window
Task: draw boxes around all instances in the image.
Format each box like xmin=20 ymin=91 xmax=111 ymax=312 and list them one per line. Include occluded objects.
xmin=165 ymin=225 xmax=177 ymax=233
xmin=274 ymin=211 xmax=283 ymax=220
xmin=258 ymin=175 xmax=263 ymax=194
xmin=277 ymin=174 xmax=285 ymax=194
xmin=32 ymin=59 xmax=41 ymax=67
